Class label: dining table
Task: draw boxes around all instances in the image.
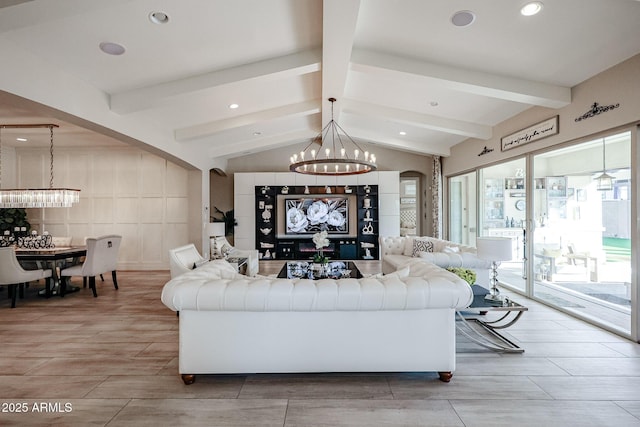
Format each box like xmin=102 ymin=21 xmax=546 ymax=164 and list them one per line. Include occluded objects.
xmin=15 ymin=246 xmax=87 ymax=297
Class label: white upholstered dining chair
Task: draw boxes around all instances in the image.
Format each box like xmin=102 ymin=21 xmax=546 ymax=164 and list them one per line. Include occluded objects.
xmin=60 ymin=235 xmax=122 ymax=297
xmin=0 ymin=247 xmax=53 ymax=308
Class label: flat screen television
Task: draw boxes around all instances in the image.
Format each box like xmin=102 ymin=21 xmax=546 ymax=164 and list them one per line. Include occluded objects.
xmin=281 ymin=196 xmax=350 ymax=235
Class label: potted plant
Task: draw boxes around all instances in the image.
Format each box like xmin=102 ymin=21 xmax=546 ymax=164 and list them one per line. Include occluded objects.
xmin=312 ymin=230 xmax=330 ymax=263
xmin=211 ymin=207 xmax=237 ymax=244
xmin=0 ymin=208 xmax=30 ymax=235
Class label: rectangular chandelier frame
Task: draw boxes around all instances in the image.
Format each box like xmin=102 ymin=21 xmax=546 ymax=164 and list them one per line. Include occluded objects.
xmin=0 ymin=123 xmax=81 ymax=208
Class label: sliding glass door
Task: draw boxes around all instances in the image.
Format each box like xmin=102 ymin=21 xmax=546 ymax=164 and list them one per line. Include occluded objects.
xmin=478 ymin=158 xmax=527 ymax=292
xmin=532 ymin=131 xmax=632 ymax=334
xmin=449 ymin=172 xmax=476 ymax=247
xmin=447 ymin=129 xmax=634 ymax=337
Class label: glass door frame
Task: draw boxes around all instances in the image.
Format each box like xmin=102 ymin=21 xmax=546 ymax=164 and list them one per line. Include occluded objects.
xmin=631 ymin=125 xmax=639 ymax=342
xmin=445 ymin=125 xmax=639 ymax=342
xmin=448 ymin=171 xmax=477 ymax=247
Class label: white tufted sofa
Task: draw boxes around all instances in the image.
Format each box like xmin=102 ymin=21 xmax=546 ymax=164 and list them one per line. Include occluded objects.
xmin=161 ymin=259 xmax=473 ymax=384
xmin=380 ymin=236 xmax=492 ymax=285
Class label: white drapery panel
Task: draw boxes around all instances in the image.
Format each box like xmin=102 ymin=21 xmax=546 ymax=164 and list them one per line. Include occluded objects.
xmin=432 ymin=156 xmax=442 ymax=238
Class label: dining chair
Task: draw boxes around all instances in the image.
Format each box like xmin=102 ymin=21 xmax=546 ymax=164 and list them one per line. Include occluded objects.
xmin=0 ymin=247 xmax=53 ymax=308
xmin=60 ymin=235 xmax=122 ymax=297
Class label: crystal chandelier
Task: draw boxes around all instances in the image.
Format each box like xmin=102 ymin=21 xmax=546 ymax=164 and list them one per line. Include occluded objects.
xmin=289 ymin=98 xmax=377 ymax=175
xmin=0 ymin=124 xmax=80 ymax=208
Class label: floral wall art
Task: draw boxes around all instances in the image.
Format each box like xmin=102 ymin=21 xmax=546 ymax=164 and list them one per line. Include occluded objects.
xmin=285 ymin=197 xmax=349 ymax=235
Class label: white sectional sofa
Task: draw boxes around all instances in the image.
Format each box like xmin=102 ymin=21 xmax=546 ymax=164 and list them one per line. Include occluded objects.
xmin=380 ymin=236 xmax=492 ymax=285
xmin=161 ymin=259 xmax=473 ymax=385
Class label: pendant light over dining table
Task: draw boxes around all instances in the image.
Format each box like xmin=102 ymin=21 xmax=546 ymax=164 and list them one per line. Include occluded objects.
xmin=289 ymin=98 xmax=377 ymax=175
xmin=0 ymin=123 xmax=80 ymax=208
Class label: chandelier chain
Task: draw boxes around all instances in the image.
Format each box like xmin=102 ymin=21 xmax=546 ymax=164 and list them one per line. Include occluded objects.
xmin=49 ymin=125 xmax=54 ymax=189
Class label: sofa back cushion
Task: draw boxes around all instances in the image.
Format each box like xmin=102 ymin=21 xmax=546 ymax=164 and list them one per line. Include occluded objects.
xmin=418 ymin=251 xmax=492 ymax=269
xmin=380 ymin=235 xmax=478 ymax=258
xmin=161 ymin=261 xmax=474 ymax=313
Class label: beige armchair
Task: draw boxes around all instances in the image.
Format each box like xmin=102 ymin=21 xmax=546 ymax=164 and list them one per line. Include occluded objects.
xmin=0 ymin=247 xmax=52 ymax=308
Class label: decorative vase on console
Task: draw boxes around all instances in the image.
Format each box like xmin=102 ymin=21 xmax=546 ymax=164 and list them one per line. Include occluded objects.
xmin=312 ymin=230 xmax=330 ymax=275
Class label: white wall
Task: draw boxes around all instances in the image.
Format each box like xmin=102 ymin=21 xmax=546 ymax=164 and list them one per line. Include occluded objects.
xmin=0 ymin=145 xmax=16 ymax=188
xmin=233 ymin=171 xmax=400 ymax=251
xmin=17 ymin=145 xmax=203 ymax=270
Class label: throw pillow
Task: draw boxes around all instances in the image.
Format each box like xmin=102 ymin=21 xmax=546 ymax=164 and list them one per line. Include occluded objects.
xmin=443 ymin=246 xmax=460 ymax=253
xmin=402 ymin=237 xmax=415 ymax=256
xmin=412 ymin=239 xmax=434 ymax=257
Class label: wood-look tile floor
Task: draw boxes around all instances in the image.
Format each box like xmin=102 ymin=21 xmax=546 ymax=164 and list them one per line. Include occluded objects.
xmin=1 ymin=267 xmax=640 ymax=426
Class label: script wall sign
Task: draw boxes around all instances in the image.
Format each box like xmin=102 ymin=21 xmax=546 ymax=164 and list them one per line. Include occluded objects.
xmin=501 ymin=116 xmax=558 ymax=152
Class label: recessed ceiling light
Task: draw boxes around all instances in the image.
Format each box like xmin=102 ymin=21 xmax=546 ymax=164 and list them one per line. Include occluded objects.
xmin=149 ymin=11 xmax=170 ymax=24
xmin=253 ymin=131 xmax=262 ymax=136
xmin=16 ymin=137 xmax=27 ymax=142
xmin=430 ymin=101 xmax=439 ymax=107
xmin=399 ymin=131 xmax=407 ymax=136
xmin=451 ymin=10 xmax=476 ymax=27
xmin=521 ymin=2 xmax=543 ymax=16
xmin=228 ymin=103 xmax=239 ymax=109
xmin=99 ymin=42 xmax=126 ymax=56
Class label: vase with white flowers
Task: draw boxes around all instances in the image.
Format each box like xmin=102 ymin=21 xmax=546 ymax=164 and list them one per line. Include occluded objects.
xmin=312 ymin=230 xmax=330 ymax=265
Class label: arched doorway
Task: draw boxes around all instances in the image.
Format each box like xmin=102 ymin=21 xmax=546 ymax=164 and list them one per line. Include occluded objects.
xmin=400 ymin=172 xmax=423 ymax=236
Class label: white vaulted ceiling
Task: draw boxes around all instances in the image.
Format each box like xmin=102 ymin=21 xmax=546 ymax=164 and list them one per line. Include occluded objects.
xmin=0 ymin=0 xmax=639 ymax=170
